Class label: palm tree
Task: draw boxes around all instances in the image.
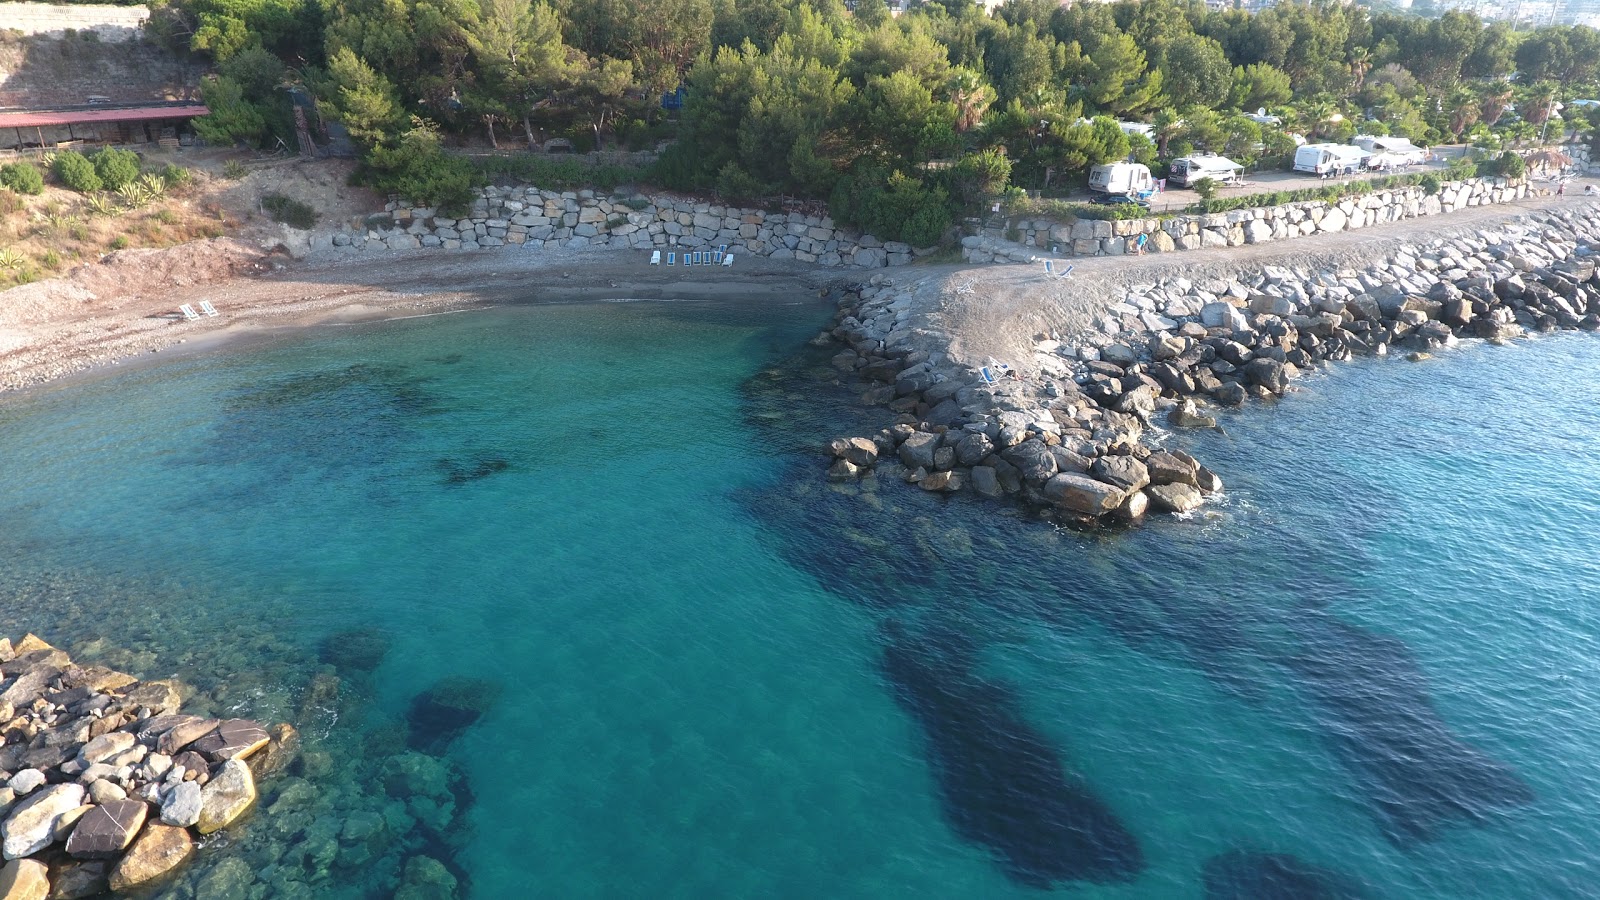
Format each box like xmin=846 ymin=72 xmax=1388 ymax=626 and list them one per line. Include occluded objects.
xmin=945 ymin=68 xmax=996 ymax=134
xmin=1480 ymin=84 xmax=1514 ymax=127
xmin=1349 ymin=47 xmax=1372 ymax=94
xmin=1448 ymin=87 xmax=1480 ymax=138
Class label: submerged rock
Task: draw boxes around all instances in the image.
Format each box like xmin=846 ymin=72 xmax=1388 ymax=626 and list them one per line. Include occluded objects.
xmin=405 ymin=677 xmax=503 ymax=755
xmin=319 ymin=627 xmax=392 ymax=674
xmin=1202 ymin=850 xmax=1363 ymax=900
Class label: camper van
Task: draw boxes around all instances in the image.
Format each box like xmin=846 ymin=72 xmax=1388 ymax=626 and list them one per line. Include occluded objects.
xmin=1169 ymin=154 xmax=1243 ymax=188
xmin=1088 ymin=162 xmax=1155 ymax=197
xmin=1294 ymin=143 xmax=1369 ymax=176
xmin=1352 ymin=135 xmax=1427 ymax=167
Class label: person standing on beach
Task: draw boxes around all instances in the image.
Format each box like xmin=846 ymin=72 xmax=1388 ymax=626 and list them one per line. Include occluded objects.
xmin=1135 ymin=233 xmax=1148 ymax=255
xmin=1557 ymin=180 xmax=1566 ymax=196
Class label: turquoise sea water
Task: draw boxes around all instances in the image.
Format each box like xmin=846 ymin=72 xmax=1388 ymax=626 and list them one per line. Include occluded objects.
xmin=1 ymin=298 xmax=1598 ymax=898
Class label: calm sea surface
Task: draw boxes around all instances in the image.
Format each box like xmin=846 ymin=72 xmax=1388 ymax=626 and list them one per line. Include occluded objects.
xmin=0 ymin=298 xmax=1597 ymax=899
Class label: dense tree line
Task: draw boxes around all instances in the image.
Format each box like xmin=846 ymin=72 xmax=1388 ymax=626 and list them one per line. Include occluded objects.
xmin=145 ymin=0 xmax=1600 ymax=231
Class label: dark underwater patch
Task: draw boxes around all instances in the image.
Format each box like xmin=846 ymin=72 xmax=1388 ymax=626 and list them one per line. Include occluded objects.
xmin=1286 ymin=613 xmax=1534 ymax=846
xmin=1202 ymin=849 xmax=1364 ymax=900
xmin=436 ymin=455 xmax=511 ymax=486
xmin=405 ymin=676 xmax=504 ymax=756
xmin=879 ymin=622 xmax=1144 ymax=888
xmin=318 ymin=627 xmax=392 ymax=675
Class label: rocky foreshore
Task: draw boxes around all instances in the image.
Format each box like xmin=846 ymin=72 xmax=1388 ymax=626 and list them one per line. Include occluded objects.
xmin=0 ymin=634 xmax=293 ymax=898
xmin=822 ymin=204 xmax=1600 ymax=524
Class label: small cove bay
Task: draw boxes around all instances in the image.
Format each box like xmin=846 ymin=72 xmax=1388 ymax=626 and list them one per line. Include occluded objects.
xmin=0 ymin=298 xmax=1597 ymax=898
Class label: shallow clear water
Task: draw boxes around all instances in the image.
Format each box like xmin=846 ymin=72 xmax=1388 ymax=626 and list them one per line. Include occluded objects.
xmin=1 ymin=300 xmax=1598 ymax=898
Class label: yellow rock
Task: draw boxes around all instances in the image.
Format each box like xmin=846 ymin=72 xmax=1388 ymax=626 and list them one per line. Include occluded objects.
xmin=108 ymin=824 xmax=193 ymax=892
xmin=12 ymin=635 xmax=53 ymax=655
xmin=0 ymin=858 xmax=49 ymax=900
xmin=196 ymin=760 xmax=257 ymax=834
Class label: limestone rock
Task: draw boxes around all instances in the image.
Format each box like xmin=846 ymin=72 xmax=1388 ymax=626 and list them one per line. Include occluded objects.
xmin=828 ymin=437 xmax=879 ymax=467
xmin=1167 ymin=399 xmax=1217 ymax=429
xmin=63 ymin=801 xmax=146 ymax=859
xmin=159 ymin=781 xmax=201 ymax=828
xmin=191 ymin=720 xmax=270 ymax=763
xmin=1148 ymin=483 xmax=1205 ymax=514
xmin=119 ymin=682 xmax=182 ymax=717
xmin=0 ymin=858 xmax=47 ymax=900
xmin=971 ymin=466 xmax=1002 ymax=499
xmin=107 ymin=824 xmax=192 ymax=893
xmin=1042 ymin=474 xmax=1124 ymax=516
xmin=11 ymin=636 xmax=52 ymax=656
xmin=196 ymin=760 xmax=256 ymax=834
xmin=896 ymin=432 xmax=940 ymax=469
xmin=2 ymin=784 xmax=85 ymax=859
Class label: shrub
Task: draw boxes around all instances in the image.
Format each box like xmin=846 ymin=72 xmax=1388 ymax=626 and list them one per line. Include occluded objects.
xmin=261 ymin=193 xmax=317 ymax=229
xmin=109 ymin=235 xmax=129 ymax=250
xmin=41 ymin=249 xmax=59 ymax=270
xmin=1193 ymin=177 xmax=1219 ymax=200
xmin=1494 ymin=151 xmax=1526 ymax=179
xmin=160 ymin=163 xmax=191 ymax=188
xmin=223 ymin=160 xmax=247 ymax=180
xmin=52 ymin=151 xmax=102 ymax=193
xmin=91 ymin=147 xmax=141 ymax=191
xmin=0 ymin=162 xmax=43 ymax=195
xmin=1421 ymin=173 xmax=1442 ymax=196
xmin=365 ymin=123 xmax=475 ymax=215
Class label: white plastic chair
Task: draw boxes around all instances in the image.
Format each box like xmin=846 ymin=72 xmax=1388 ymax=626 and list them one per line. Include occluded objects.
xmin=650 ymin=250 xmax=661 ymax=265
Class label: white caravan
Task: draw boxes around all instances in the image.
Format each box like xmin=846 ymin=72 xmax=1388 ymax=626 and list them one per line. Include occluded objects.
xmin=1088 ymin=162 xmax=1155 ymax=197
xmin=1294 ymin=143 xmax=1370 ymax=176
xmin=1352 ymin=135 xmax=1428 ymax=166
xmin=1169 ymin=154 xmax=1243 ymax=187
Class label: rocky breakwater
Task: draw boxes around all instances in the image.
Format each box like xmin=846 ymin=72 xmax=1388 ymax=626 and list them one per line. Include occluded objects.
xmin=822 ymin=203 xmax=1600 ymax=524
xmin=0 ymin=633 xmax=294 ymax=898
xmin=819 ymin=276 xmax=1225 ymax=526
xmin=321 ymin=186 xmax=925 ymax=268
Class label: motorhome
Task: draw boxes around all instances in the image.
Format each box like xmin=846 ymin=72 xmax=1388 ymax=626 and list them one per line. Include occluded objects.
xmin=1352 ymin=135 xmax=1427 ymax=166
xmin=1294 ymin=143 xmax=1369 ymax=176
xmin=1168 ymin=154 xmax=1243 ymax=187
xmin=1088 ymin=162 xmax=1155 ymax=197
xmin=1116 ymin=121 xmax=1155 ymax=139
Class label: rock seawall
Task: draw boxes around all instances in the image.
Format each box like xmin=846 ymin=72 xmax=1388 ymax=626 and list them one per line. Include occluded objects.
xmin=823 ymin=204 xmax=1600 ymax=525
xmin=317 ymin=186 xmax=924 ymax=268
xmin=0 ymin=633 xmax=293 ymax=896
xmin=964 ymin=177 xmax=1530 ymax=265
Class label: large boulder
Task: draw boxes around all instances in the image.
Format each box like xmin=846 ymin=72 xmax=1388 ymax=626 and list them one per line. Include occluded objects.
xmin=1147 ymin=483 xmax=1205 ymax=513
xmin=1090 ymin=455 xmax=1150 ymax=492
xmin=828 ymin=438 xmax=879 ymax=467
xmin=896 ymin=432 xmax=940 ymax=469
xmin=107 ymin=825 xmax=192 ymax=893
xmin=196 ymin=760 xmax=257 ymax=835
xmin=953 ymin=432 xmax=994 ymax=467
xmin=159 ymin=781 xmax=202 ymax=828
xmin=1167 ymin=399 xmax=1216 ymax=429
xmin=63 ymin=800 xmax=146 ymax=859
xmin=1145 ymin=451 xmax=1199 ymax=486
xmin=1043 ymin=474 xmax=1124 ymax=516
xmin=1243 ymin=357 xmax=1287 ymax=395
xmin=191 ymin=720 xmax=271 ymax=763
xmin=1000 ymin=440 xmax=1058 ymax=486
xmin=0 ymin=858 xmax=48 ymax=900
xmin=970 ymin=466 xmax=1002 ymax=499
xmin=2 ymin=784 xmax=85 ymax=859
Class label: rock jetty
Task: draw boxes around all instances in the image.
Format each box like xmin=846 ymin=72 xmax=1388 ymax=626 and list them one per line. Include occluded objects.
xmin=824 ymin=204 xmax=1600 ymax=524
xmin=0 ymin=633 xmax=293 ymax=897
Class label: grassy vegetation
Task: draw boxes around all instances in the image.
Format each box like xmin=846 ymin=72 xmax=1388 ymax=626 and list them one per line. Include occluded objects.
xmin=260 ymin=193 xmax=318 ymax=229
xmin=468 ymin=154 xmax=651 ymax=193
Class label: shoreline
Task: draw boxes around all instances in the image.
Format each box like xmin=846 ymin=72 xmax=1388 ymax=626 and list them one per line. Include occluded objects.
xmin=1 ymin=192 xmax=1595 ymax=403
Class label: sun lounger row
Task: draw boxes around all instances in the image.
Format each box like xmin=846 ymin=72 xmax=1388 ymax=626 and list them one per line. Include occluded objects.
xmin=650 ymin=247 xmax=734 ymax=267
xmin=178 ymin=301 xmax=220 ymax=320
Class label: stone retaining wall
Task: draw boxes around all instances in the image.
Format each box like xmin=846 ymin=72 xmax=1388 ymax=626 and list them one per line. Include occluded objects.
xmin=0 ymin=4 xmax=148 ymax=40
xmin=326 ymin=185 xmax=923 ymax=269
xmin=963 ymin=177 xmax=1530 ymax=265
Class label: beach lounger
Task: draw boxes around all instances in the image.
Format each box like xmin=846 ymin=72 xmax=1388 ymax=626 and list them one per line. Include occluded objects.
xmin=716 ymin=244 xmax=727 ymax=263
xmin=702 ymin=251 xmax=712 ymax=265
xmin=980 ymin=366 xmax=998 ymax=387
xmin=1058 ymin=264 xmax=1074 ymax=279
xmin=199 ymin=300 xmax=219 ymax=316
xmin=179 ymin=304 xmax=200 ymax=321
xmin=667 ymin=252 xmax=676 ymax=266
xmin=722 ymin=254 xmax=734 ymax=267
xmin=1043 ymin=260 xmax=1056 ymax=277
xmin=650 ymin=250 xmax=661 ymax=266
